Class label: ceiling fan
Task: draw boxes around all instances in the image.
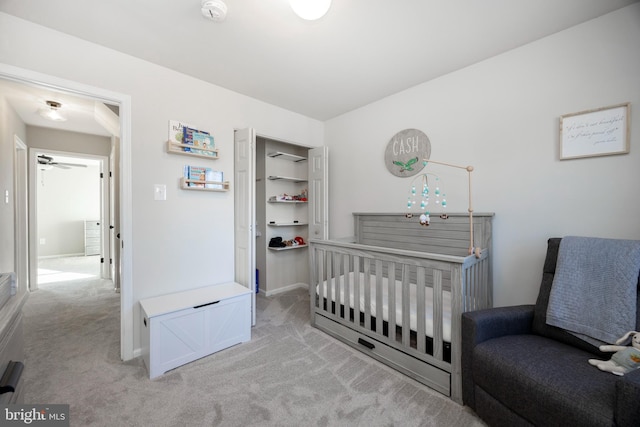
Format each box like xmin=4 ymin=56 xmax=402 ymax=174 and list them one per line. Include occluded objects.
xmin=37 ymin=154 xmax=88 ymax=170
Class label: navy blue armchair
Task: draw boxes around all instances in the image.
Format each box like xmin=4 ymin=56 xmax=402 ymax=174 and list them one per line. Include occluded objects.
xmin=462 ymin=238 xmax=640 ymax=427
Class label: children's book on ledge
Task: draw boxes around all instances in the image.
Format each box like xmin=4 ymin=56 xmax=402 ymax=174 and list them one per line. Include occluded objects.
xmin=191 ymin=131 xmax=215 ymax=156
xmin=183 ymin=126 xmax=211 ymax=154
xmin=168 ymin=120 xmax=191 ymax=149
xmin=184 ymin=165 xmax=224 ymax=189
xmin=168 ymin=120 xmax=216 ymax=156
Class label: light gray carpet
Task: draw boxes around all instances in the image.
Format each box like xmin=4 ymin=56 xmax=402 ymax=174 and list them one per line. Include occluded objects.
xmin=23 ymin=259 xmax=485 ymax=426
xmin=37 ymin=255 xmax=102 ymax=285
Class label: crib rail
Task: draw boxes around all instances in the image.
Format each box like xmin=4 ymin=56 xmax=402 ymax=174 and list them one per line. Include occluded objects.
xmin=309 ymin=239 xmax=491 ymax=401
xmin=354 ymin=212 xmax=494 ymax=257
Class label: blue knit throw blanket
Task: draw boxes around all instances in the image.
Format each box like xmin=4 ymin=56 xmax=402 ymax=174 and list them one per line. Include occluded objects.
xmin=547 ymin=236 xmax=640 ymax=345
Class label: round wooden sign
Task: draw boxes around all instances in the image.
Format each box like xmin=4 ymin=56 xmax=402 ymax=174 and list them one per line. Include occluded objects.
xmin=384 ymin=129 xmax=431 ymax=177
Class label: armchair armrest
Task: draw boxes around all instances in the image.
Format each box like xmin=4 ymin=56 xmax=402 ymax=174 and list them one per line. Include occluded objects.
xmin=616 ymin=367 xmax=640 ymax=427
xmin=462 ymin=305 xmax=534 ymax=408
xmin=463 ymin=305 xmax=535 ymax=344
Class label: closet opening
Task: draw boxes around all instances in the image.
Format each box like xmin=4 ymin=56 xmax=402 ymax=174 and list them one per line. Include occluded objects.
xmin=234 ymin=128 xmax=327 ymax=324
xmin=256 ymin=137 xmax=311 ymax=296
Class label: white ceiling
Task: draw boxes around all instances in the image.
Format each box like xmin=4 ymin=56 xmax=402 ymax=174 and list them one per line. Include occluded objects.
xmin=0 ymin=78 xmax=114 ymax=136
xmin=1 ymin=0 xmax=637 ymax=133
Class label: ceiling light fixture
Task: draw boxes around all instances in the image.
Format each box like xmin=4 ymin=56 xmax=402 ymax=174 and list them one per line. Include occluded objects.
xmin=201 ymin=0 xmax=227 ymax=22
xmin=290 ymin=0 xmax=331 ymax=20
xmin=39 ymin=100 xmax=67 ymax=122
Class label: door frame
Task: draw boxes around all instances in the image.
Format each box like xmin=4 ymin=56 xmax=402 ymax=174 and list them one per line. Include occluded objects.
xmin=31 ymin=149 xmax=109 ymax=283
xmin=0 ymin=63 xmax=135 ymax=361
xmin=13 ymin=136 xmax=28 ymax=292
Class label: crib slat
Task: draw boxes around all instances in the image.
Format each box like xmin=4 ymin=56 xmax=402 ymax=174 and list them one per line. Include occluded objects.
xmin=353 ymin=255 xmax=361 ymax=327
xmin=450 ymin=265 xmax=463 ymax=403
xmin=343 ymin=254 xmax=350 ymax=320
xmin=416 ymin=266 xmax=426 ymax=354
xmin=482 ymin=256 xmax=491 ymax=308
xmin=471 ymin=262 xmax=478 ymax=310
xmin=363 ymin=257 xmax=371 ymax=330
xmin=402 ymin=264 xmax=410 ymax=348
xmin=484 ymin=256 xmax=492 ymax=307
xmin=433 ymin=269 xmax=444 ymax=360
xmin=388 ymin=261 xmax=397 ymax=342
xmin=335 ymin=252 xmax=343 ymax=317
xmin=473 ymin=261 xmax=481 ymax=310
xmin=316 ymin=248 xmax=324 ymax=310
xmin=467 ymin=264 xmax=473 ymax=311
xmin=327 ymin=251 xmax=334 ymax=314
xmin=483 ymin=258 xmax=489 ymax=307
xmin=470 ymin=261 xmax=477 ymax=311
xmin=375 ymin=259 xmax=383 ymax=336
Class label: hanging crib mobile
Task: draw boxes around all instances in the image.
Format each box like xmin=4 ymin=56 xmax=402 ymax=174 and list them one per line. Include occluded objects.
xmin=404 ymin=159 xmax=479 ymax=257
xmin=406 ymin=171 xmax=447 ymax=226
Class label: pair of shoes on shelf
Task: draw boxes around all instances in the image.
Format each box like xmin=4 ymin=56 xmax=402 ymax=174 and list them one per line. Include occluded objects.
xmin=269 ymin=237 xmax=286 ymax=248
xmin=268 ymin=193 xmax=308 ymax=202
xmin=269 ymin=236 xmax=306 ymax=247
xmin=284 ymin=236 xmax=306 ymax=246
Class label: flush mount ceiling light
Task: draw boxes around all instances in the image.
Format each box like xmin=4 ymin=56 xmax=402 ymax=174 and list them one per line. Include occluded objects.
xmin=290 ymin=0 xmax=331 ymax=20
xmin=201 ymin=0 xmax=227 ymax=22
xmin=39 ymin=100 xmax=67 ymax=122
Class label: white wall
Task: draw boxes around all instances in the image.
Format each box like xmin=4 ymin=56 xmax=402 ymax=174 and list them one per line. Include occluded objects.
xmin=36 ymin=163 xmax=101 ymax=257
xmin=0 ymin=12 xmax=324 ymax=355
xmin=325 ymin=4 xmax=640 ymax=307
xmin=28 ymin=126 xmax=111 ymax=257
xmin=0 ymin=98 xmax=26 ymax=274
xmin=27 ymin=126 xmax=112 ymax=158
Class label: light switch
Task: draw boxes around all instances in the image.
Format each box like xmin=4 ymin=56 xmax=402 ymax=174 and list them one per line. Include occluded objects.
xmin=4 ymin=190 xmax=8 ymax=204
xmin=154 ymin=184 xmax=167 ymax=201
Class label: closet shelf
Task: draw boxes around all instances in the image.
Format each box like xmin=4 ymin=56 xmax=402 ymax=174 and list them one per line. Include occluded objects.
xmin=180 ymin=177 xmax=230 ymax=192
xmin=267 ymin=222 xmax=308 ymax=227
xmin=268 ymin=199 xmax=307 ymax=204
xmin=267 ymin=151 xmax=307 ymax=162
xmin=267 ymin=175 xmax=307 ymax=183
xmin=268 ymin=244 xmax=308 ymax=251
xmin=167 ymin=141 xmax=219 ymax=160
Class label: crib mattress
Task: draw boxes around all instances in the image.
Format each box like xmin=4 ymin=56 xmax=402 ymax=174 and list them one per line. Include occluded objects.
xmin=317 ymin=271 xmax=452 ymax=342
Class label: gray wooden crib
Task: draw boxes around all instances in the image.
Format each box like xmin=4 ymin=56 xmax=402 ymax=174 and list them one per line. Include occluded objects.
xmin=309 ymin=212 xmax=493 ymax=404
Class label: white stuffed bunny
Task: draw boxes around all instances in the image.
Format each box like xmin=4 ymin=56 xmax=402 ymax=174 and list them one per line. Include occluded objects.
xmin=588 ymin=331 xmax=640 ymax=376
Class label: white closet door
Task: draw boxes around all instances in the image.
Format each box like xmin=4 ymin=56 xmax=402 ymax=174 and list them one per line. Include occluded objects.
xmin=234 ymin=128 xmax=256 ymax=325
xmin=308 ymin=146 xmax=328 ymax=240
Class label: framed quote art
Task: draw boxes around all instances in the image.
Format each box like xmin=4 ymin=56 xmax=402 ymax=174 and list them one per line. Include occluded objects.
xmin=559 ymin=102 xmax=630 ymax=160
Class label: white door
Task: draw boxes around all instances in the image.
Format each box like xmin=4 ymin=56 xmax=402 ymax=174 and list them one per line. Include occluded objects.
xmin=308 ymin=146 xmax=329 ymax=240
xmin=234 ymin=128 xmax=257 ymax=325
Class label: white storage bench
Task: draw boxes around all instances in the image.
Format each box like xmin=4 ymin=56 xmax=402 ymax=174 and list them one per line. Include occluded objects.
xmin=140 ymin=282 xmax=251 ymax=379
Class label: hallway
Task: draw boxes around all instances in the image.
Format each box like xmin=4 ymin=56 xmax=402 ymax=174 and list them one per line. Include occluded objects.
xmin=37 ymin=255 xmax=101 ymax=286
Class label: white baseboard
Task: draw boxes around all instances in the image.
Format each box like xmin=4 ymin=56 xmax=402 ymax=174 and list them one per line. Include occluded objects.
xmin=132 ymin=348 xmax=142 ymax=359
xmin=264 ymin=282 xmax=308 ymax=297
